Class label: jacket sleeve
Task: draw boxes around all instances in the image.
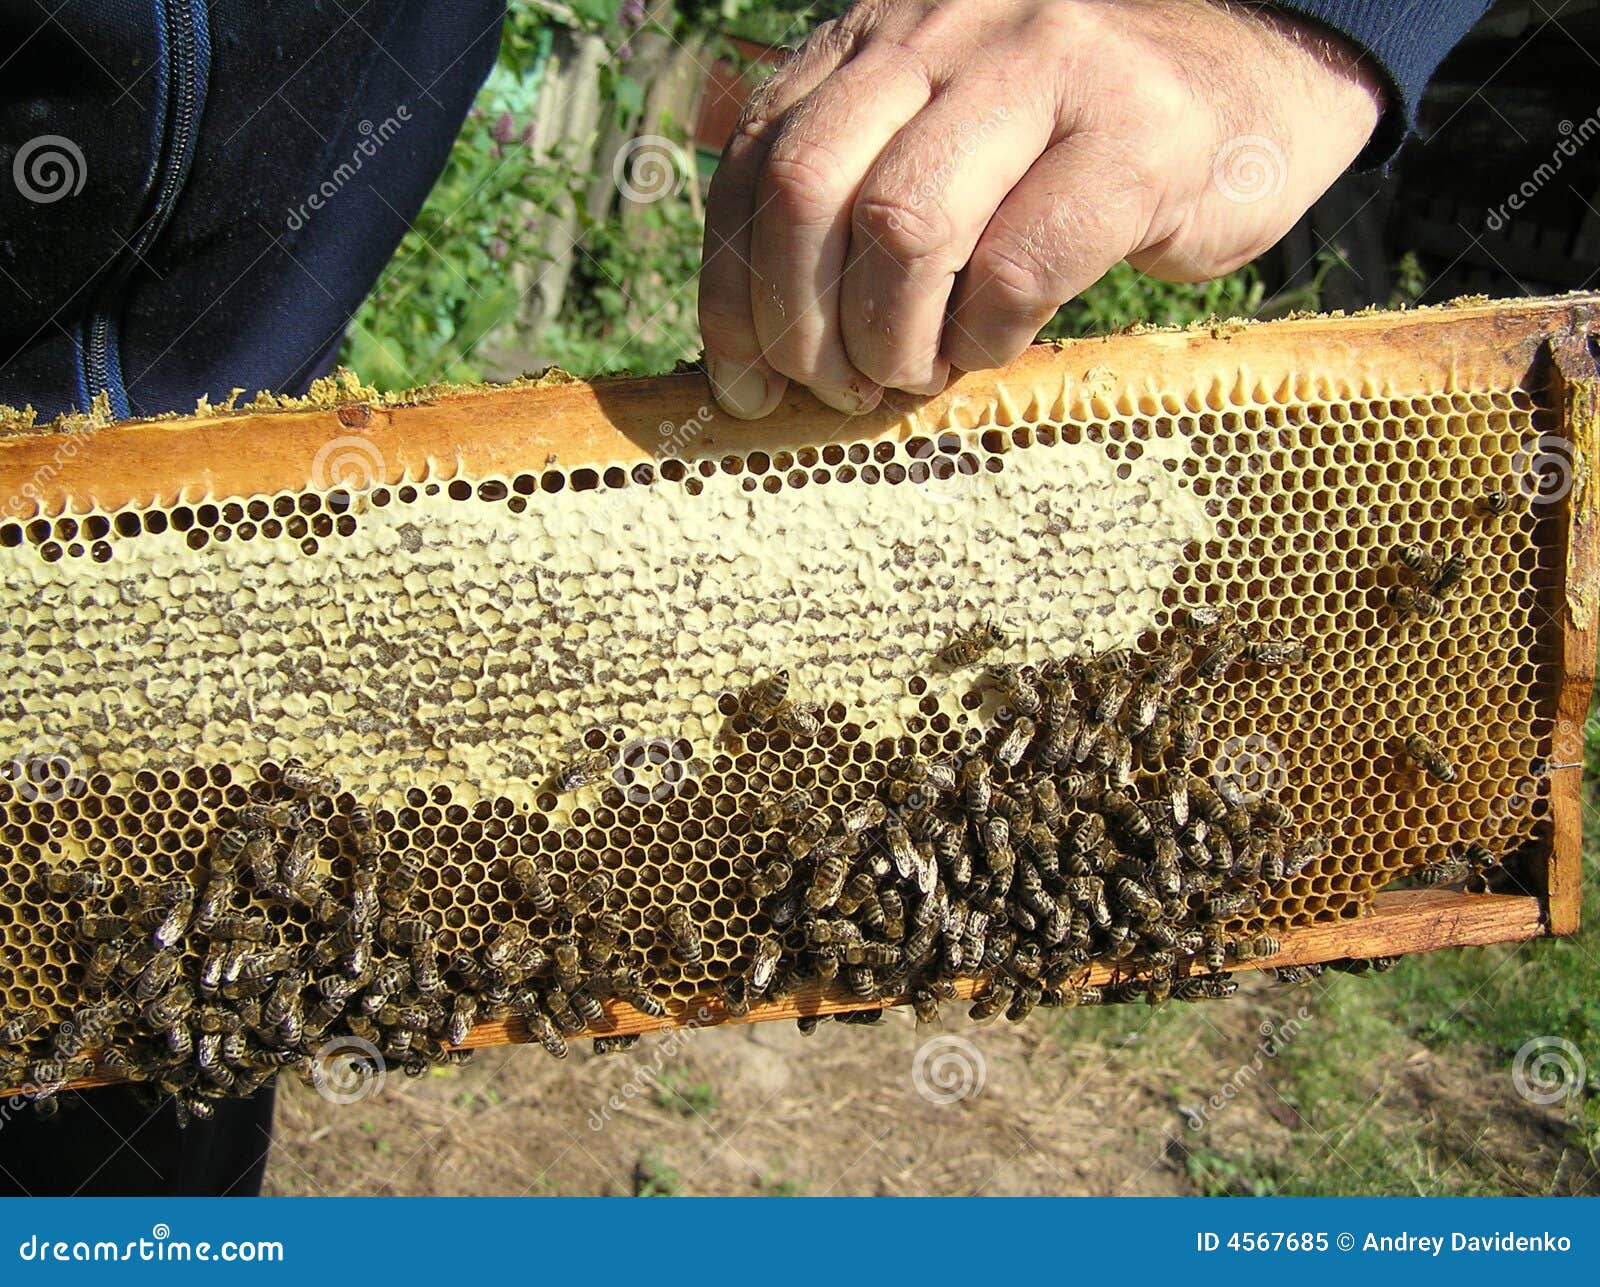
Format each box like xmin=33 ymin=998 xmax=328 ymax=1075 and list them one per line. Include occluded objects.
xmin=1258 ymin=0 xmax=1491 ymax=163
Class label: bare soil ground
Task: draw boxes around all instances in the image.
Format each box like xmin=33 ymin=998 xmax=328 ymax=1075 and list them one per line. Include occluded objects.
xmin=262 ymin=972 xmax=1596 ymax=1197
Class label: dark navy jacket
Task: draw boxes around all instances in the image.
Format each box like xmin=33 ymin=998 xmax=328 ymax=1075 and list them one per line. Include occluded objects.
xmin=0 ymin=1 xmax=1484 ymax=419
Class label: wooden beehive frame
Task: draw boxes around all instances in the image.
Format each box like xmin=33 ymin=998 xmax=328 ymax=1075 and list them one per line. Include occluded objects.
xmin=0 ymin=295 xmax=1594 ymax=1077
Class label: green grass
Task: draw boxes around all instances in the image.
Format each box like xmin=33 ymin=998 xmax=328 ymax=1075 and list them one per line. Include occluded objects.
xmin=633 ymin=1149 xmax=685 ymax=1197
xmin=652 ymin=1069 xmax=717 ymax=1117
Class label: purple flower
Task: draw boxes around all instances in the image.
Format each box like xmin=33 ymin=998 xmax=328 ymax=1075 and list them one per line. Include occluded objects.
xmin=491 ymin=111 xmax=517 ymax=144
xmin=490 ymin=237 xmax=509 ymax=261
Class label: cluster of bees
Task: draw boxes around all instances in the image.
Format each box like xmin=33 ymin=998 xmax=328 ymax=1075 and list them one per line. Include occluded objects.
xmin=728 ymin=606 xmax=1338 ymax=1031
xmin=3 ymin=497 xmax=1527 ymax=1102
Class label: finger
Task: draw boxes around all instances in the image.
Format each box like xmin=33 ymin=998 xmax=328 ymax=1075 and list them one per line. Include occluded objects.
xmin=840 ymin=88 xmax=1052 ymax=394
xmin=700 ymin=25 xmax=859 ymax=418
xmin=944 ymin=137 xmax=1148 ymax=372
xmin=748 ymin=40 xmax=935 ymax=413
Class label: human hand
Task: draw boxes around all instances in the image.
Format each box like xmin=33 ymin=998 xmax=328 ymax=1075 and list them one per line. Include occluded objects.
xmin=698 ymin=0 xmax=1382 ymax=418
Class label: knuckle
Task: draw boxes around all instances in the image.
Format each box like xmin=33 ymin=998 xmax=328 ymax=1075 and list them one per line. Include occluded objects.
xmin=852 ymin=192 xmax=952 ymax=269
xmin=970 ymin=235 xmax=1055 ymax=319
xmin=760 ymin=139 xmax=852 ymax=225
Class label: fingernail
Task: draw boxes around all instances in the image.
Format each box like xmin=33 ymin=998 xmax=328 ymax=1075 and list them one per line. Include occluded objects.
xmin=708 ymin=359 xmax=784 ymax=420
xmin=811 ymin=382 xmax=882 ymax=416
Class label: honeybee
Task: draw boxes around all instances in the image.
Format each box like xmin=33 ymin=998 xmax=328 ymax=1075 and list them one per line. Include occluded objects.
xmin=968 ymin=978 xmax=1014 ymax=1024
xmin=211 ymin=914 xmax=272 ymax=943
xmin=1404 ymin=732 xmax=1457 ymax=783
xmin=0 ymin=1007 xmax=45 ymax=1047
xmin=1430 ymin=553 xmax=1467 ymax=595
xmin=1282 ymin=833 xmax=1329 ymax=878
xmin=664 ymin=907 xmax=702 ymax=965
xmin=80 ymin=943 xmax=123 ymax=997
xmin=745 ymin=859 xmax=791 ymax=899
xmin=281 ymin=763 xmax=338 ymax=797
xmin=938 ymin=620 xmax=1007 ymax=667
xmin=753 ymin=789 xmax=811 ymax=828
xmin=1101 ymin=788 xmax=1154 ymax=847
xmin=774 ymin=702 xmax=823 ymax=739
xmin=991 ymin=716 xmax=1035 ymax=770
xmin=842 ymin=800 xmax=887 ymax=835
xmin=238 ymin=801 xmax=295 ymax=832
xmin=1174 ymin=975 xmax=1239 ymax=1001
xmin=1244 ymin=634 xmax=1304 ymax=667
xmin=483 ymin=922 xmax=529 ymax=968
xmin=1125 ymin=675 xmax=1164 ymax=738
xmin=381 ymin=914 xmax=432 ymax=947
xmin=1268 ymin=964 xmax=1323 ymax=985
xmin=1171 ymin=695 xmax=1200 ymax=758
xmin=591 ymin=1034 xmax=640 ymax=1056
xmin=786 ymin=807 xmax=834 ymax=860
xmin=557 ymin=748 xmax=613 ymax=793
xmin=1180 ymin=605 xmax=1232 ymax=633
xmin=1480 ymin=489 xmax=1515 ymax=516
xmin=153 ymin=895 xmax=194 ymax=949
xmin=1201 ymin=890 xmax=1255 ymax=922
xmin=564 ymin=870 xmax=614 ymax=919
xmin=805 ymin=844 xmax=851 ymax=911
xmin=524 ymin=1009 xmax=568 ymax=1059
xmin=843 ymin=963 xmax=876 ymax=999
xmin=1197 ymin=628 xmax=1247 ymax=679
xmin=1394 ymin=542 xmax=1441 ymax=581
xmin=135 ymin=949 xmax=180 ymax=1002
xmin=1228 ymin=935 xmax=1281 ymax=960
xmin=43 ymin=866 xmax=110 ymax=899
xmin=411 ymin=946 xmax=444 ymax=999
xmin=987 ymin=663 xmax=1042 ymax=716
xmin=743 ymin=669 xmax=791 ymax=725
xmin=510 ymin=856 xmax=556 ymax=913
xmin=243 ymin=831 xmax=278 ymax=890
xmin=748 ymin=935 xmax=782 ymax=996
xmin=1089 ymin=669 xmax=1133 ymax=725
xmin=349 ymin=803 xmax=383 ymax=869
xmin=1387 ymin=585 xmax=1442 ymax=620
xmin=211 ymin=825 xmax=251 ymax=871
xmin=958 ymin=755 xmax=992 ymax=816
xmin=75 ymin=914 xmax=131 ymax=942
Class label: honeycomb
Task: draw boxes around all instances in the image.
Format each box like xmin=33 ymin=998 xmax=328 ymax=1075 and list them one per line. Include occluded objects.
xmin=0 ymin=303 xmax=1583 ymax=1093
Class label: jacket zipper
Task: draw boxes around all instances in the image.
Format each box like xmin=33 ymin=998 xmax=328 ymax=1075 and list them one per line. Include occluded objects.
xmin=79 ymin=0 xmax=211 ymax=418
